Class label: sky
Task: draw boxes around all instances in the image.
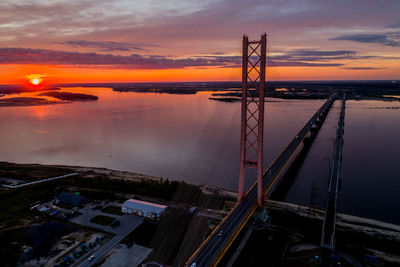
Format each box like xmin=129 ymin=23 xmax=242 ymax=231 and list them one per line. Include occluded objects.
xmin=0 ymin=0 xmax=399 ymax=84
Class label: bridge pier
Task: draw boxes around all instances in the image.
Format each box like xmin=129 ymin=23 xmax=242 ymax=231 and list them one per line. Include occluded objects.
xmin=254 ymin=205 xmax=270 ymax=224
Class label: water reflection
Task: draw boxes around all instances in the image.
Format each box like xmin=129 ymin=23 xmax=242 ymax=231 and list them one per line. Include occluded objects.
xmin=0 ymin=87 xmax=322 ymax=192
xmin=2 ymin=88 xmax=399 ymax=224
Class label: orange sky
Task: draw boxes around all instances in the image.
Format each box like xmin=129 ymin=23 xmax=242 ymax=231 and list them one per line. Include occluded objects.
xmin=1 ymin=1 xmax=399 ymax=84
xmin=1 ymin=63 xmax=399 ymax=85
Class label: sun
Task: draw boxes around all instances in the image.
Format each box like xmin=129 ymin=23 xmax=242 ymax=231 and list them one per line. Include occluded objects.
xmin=31 ymin=78 xmax=40 ymax=85
xmin=27 ymin=74 xmax=45 ymax=86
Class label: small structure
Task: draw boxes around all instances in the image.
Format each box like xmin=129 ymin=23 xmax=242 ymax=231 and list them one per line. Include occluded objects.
xmin=37 ymin=206 xmax=50 ymax=213
xmin=122 ymin=199 xmax=167 ymax=220
xmin=57 ymin=192 xmax=86 ymax=207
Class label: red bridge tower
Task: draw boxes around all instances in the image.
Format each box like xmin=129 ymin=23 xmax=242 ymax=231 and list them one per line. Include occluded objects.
xmin=238 ymin=33 xmax=267 ymax=207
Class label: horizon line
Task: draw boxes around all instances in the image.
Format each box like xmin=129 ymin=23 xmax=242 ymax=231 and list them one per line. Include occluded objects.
xmin=1 ymin=79 xmax=399 ymax=87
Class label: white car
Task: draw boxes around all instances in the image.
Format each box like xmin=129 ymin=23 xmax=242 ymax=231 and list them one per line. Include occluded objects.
xmin=88 ymin=255 xmax=95 ymax=261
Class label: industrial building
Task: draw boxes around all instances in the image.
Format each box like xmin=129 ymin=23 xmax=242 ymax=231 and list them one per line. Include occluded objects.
xmin=121 ymin=199 xmax=167 ymax=220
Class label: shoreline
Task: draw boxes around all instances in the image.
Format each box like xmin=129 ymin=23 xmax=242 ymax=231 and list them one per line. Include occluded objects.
xmin=0 ymin=161 xmax=238 ymax=198
xmin=1 ymin=81 xmax=399 ymax=107
xmin=2 ymin=162 xmax=400 ymax=265
xmin=2 ymin=161 xmax=398 ymax=229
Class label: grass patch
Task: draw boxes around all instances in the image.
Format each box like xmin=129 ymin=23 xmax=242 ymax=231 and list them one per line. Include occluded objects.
xmin=90 ymin=215 xmax=116 ymax=226
xmin=0 ymin=162 xmax=71 ymax=182
xmin=101 ymin=206 xmax=124 ymax=216
xmin=0 ymin=182 xmax=58 ymax=224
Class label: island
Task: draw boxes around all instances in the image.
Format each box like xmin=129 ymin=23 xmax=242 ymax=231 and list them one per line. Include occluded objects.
xmin=38 ymin=91 xmax=98 ymax=101
xmin=0 ymin=97 xmax=58 ymax=107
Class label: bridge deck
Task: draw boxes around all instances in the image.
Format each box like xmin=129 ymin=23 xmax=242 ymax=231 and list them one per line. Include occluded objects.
xmin=320 ymin=94 xmax=346 ymax=264
xmin=186 ymin=94 xmax=337 ymax=267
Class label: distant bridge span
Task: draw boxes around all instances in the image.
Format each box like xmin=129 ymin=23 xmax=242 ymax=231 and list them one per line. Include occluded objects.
xmin=185 ymin=93 xmax=337 ymax=267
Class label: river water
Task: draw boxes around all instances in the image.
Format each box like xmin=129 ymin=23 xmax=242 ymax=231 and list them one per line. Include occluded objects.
xmin=284 ymin=99 xmax=400 ymax=224
xmin=1 ymin=87 xmax=399 ymax=224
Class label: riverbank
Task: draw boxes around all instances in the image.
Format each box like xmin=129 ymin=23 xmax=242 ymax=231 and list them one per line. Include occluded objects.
xmin=0 ymin=162 xmax=236 ymax=266
xmin=267 ymin=200 xmax=400 ymax=265
xmin=0 ymin=161 xmax=236 ymax=226
xmin=227 ymin=200 xmax=400 ymax=266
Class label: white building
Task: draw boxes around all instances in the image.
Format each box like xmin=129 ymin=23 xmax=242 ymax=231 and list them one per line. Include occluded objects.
xmin=121 ymin=199 xmax=167 ymax=220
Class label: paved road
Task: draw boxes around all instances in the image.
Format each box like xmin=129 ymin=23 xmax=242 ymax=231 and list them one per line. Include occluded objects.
xmin=186 ymin=94 xmax=337 ymax=267
xmin=70 ymin=205 xmax=144 ymax=267
xmin=2 ymin=172 xmax=78 ymax=188
xmin=99 ymin=244 xmax=152 ymax=267
xmin=70 ymin=205 xmax=140 ymax=235
xmin=77 ymin=224 xmax=141 ymax=267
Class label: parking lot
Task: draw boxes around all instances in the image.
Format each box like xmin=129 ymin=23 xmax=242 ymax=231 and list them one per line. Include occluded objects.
xmin=49 ymin=203 xmax=144 ymax=266
xmin=70 ymin=204 xmax=142 ymax=235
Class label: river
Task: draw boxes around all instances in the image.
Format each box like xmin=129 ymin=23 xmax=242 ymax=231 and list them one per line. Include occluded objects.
xmin=1 ymin=86 xmax=399 ymax=224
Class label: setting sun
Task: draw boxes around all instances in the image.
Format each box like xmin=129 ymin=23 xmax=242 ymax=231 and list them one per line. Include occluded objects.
xmin=27 ymin=74 xmax=45 ymax=86
xmin=31 ymin=78 xmax=40 ymax=85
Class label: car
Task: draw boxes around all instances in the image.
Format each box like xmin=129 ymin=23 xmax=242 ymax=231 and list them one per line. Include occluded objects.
xmin=80 ymin=243 xmax=89 ymax=252
xmin=217 ymin=230 xmax=223 ymax=237
xmin=73 ymin=250 xmax=81 ymax=258
xmin=88 ymin=255 xmax=95 ymax=261
xmin=63 ymin=256 xmax=73 ymax=265
xmin=52 ymin=210 xmax=60 ymax=216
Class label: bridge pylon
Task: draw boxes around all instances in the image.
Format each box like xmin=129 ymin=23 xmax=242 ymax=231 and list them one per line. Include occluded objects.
xmin=238 ymin=33 xmax=267 ymax=207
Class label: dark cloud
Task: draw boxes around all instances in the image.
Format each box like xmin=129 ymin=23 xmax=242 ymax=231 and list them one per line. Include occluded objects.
xmin=342 ymin=67 xmax=385 ymax=70
xmin=57 ymin=40 xmax=147 ymax=52
xmin=200 ymin=52 xmax=226 ymax=55
xmin=386 ymin=22 xmax=400 ymax=28
xmin=0 ymin=47 xmax=238 ymax=69
xmin=272 ymin=49 xmax=356 ymax=62
xmin=268 ymin=60 xmax=342 ymax=67
xmin=331 ymin=32 xmax=400 ymax=47
xmin=2 ymin=47 xmax=395 ymax=69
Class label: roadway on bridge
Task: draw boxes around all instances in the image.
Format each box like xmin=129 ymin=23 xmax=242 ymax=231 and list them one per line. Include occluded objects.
xmin=320 ymin=94 xmax=346 ymax=265
xmin=186 ymin=94 xmax=337 ymax=267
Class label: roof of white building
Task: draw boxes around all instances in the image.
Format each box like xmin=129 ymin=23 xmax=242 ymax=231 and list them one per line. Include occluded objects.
xmin=122 ymin=199 xmax=167 ymax=214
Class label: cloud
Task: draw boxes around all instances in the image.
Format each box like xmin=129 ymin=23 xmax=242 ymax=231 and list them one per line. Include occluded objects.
xmin=342 ymin=67 xmax=385 ymax=70
xmin=272 ymin=49 xmax=356 ymax=62
xmin=200 ymin=52 xmax=226 ymax=55
xmin=2 ymin=47 xmax=396 ymax=69
xmin=0 ymin=47 xmax=239 ymax=69
xmin=331 ymin=32 xmax=400 ymax=47
xmin=268 ymin=60 xmax=342 ymax=67
xmin=57 ymin=40 xmax=147 ymax=52
xmin=386 ymin=22 xmax=400 ymax=28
